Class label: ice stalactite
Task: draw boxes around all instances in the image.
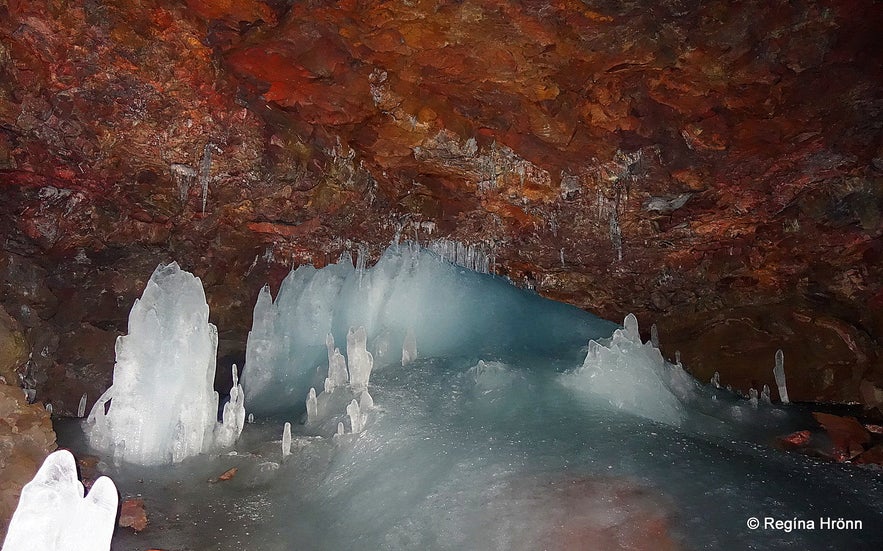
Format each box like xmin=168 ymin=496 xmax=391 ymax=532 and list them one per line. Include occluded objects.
xmin=564 ymin=313 xmax=698 ymax=426
xmin=609 ymin=208 xmax=623 ymax=262
xmin=2 ymin=450 xmax=118 ymax=551
xmin=198 ymin=143 xmax=221 ymax=214
xmin=426 ymin=239 xmax=493 ymax=274
xmin=86 ymin=262 xmax=245 ymax=465
xmin=773 ymin=349 xmax=789 ymax=404
xmin=402 ymin=328 xmax=417 ymax=366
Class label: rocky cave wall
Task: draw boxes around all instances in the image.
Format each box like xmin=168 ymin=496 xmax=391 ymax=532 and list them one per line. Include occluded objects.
xmin=0 ymin=0 xmax=881 ymax=419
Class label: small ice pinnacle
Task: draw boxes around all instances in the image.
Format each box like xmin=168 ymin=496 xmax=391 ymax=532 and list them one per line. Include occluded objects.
xmin=306 ymin=387 xmax=318 ymax=423
xmin=45 ymin=403 xmax=53 ymax=415
xmin=749 ymin=388 xmax=759 ymax=408
xmin=77 ymin=393 xmax=87 ymax=418
xmin=773 ymin=349 xmax=789 ymax=404
xmin=247 ymin=413 xmax=254 ymax=424
xmin=761 ymin=385 xmax=771 ymax=404
xmin=650 ymin=323 xmax=659 ymax=348
xmin=335 ymin=422 xmax=345 ymax=436
xmin=402 ymin=328 xmax=417 ymax=366
xmin=347 ymin=399 xmax=364 ymax=433
xmin=282 ymin=422 xmax=292 ymax=457
xmin=675 ymin=350 xmax=682 ymax=367
xmin=622 ymin=313 xmax=640 ymax=342
xmin=711 ymin=372 xmax=721 ymax=389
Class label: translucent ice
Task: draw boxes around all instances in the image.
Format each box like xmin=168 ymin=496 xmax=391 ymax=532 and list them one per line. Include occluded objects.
xmin=773 ymin=349 xmax=789 ymax=404
xmin=563 ymin=313 xmax=698 ymax=425
xmin=86 ymin=262 xmax=245 ymax=465
xmin=401 ymin=327 xmax=417 ymax=366
xmin=242 ymin=243 xmax=616 ymax=413
xmin=2 ymin=450 xmax=117 ymax=551
xmin=346 ymin=327 xmax=373 ymax=390
xmin=282 ymin=422 xmax=292 ymax=457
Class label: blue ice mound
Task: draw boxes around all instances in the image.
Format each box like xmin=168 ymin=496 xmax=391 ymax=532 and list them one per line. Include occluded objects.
xmin=86 ymin=262 xmax=245 ymax=465
xmin=242 ymin=243 xmax=618 ymax=413
xmin=562 ymin=313 xmax=699 ymax=425
xmin=2 ymin=450 xmax=117 ymax=551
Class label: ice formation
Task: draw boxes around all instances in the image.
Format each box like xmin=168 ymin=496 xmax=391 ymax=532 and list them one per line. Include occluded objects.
xmin=401 ymin=327 xmax=417 ymax=366
xmin=282 ymin=422 xmax=292 ymax=457
xmin=242 ymin=243 xmax=616 ymax=412
xmin=86 ymin=262 xmax=245 ymax=465
xmin=2 ymin=450 xmax=117 ymax=551
xmin=77 ymin=393 xmax=86 ymax=418
xmin=304 ymin=329 xmax=376 ymax=435
xmin=563 ymin=313 xmax=698 ymax=425
xmin=773 ymin=348 xmax=789 ymax=404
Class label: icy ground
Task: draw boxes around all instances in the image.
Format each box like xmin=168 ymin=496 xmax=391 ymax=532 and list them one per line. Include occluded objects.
xmin=56 ymin=244 xmax=883 ymax=550
xmin=58 ymin=354 xmax=883 ymax=551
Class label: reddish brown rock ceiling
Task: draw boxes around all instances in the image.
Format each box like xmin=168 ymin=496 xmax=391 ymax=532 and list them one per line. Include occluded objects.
xmin=0 ymin=0 xmax=881 ymax=409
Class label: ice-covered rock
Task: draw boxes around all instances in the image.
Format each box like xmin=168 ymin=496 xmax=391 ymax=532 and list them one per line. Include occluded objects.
xmin=86 ymin=262 xmax=245 ymax=465
xmin=2 ymin=450 xmax=117 ymax=551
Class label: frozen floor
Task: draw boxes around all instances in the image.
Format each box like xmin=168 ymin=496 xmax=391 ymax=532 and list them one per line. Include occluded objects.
xmin=58 ymin=355 xmax=883 ymax=551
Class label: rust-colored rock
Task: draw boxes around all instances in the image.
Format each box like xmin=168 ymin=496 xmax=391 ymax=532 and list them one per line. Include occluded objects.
xmin=812 ymin=412 xmax=871 ymax=461
xmin=778 ymin=430 xmax=812 ymax=449
xmin=0 ymin=384 xmax=57 ymax=541
xmin=216 ymin=466 xmax=237 ymax=481
xmin=119 ymin=497 xmax=149 ymax=532
xmin=0 ymin=0 xmax=880 ymax=413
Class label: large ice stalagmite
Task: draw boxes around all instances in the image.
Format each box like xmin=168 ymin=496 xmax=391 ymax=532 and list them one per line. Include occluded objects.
xmin=243 ymin=244 xmax=618 ymax=413
xmin=86 ymin=262 xmax=245 ymax=465
xmin=563 ymin=313 xmax=698 ymax=425
xmin=2 ymin=450 xmax=117 ymax=551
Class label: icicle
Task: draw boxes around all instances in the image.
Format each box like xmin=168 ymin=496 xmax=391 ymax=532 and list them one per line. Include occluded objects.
xmin=773 ymin=349 xmax=789 ymax=404
xmin=748 ymin=388 xmax=759 ymax=408
xmin=78 ymin=393 xmax=87 ymax=418
xmin=282 ymin=422 xmax=292 ymax=457
xmin=609 ymin=209 xmax=623 ymax=262
xmin=560 ymin=248 xmax=565 ymax=268
xmin=711 ymin=372 xmax=721 ymax=389
xmin=650 ymin=323 xmax=659 ymax=348
xmin=198 ymin=143 xmax=220 ymax=215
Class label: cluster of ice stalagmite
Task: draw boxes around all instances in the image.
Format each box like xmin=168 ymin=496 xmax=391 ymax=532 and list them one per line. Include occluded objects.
xmin=86 ymin=262 xmax=245 ymax=465
xmin=242 ymin=243 xmax=616 ymax=412
xmin=2 ymin=450 xmax=117 ymax=551
xmin=301 ymin=328 xmax=375 ymax=437
xmin=563 ymin=313 xmax=698 ymax=425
